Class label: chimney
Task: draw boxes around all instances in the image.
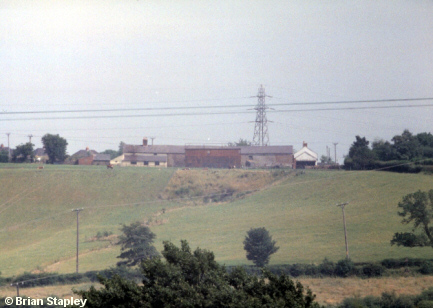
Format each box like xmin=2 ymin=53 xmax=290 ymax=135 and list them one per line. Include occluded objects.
xmin=0 ymin=144 xmax=3 ymax=149
xmin=143 ymin=137 xmax=148 ymax=146
xmin=303 ymin=141 xmax=308 ymax=148
xmin=86 ymin=147 xmax=89 ymax=151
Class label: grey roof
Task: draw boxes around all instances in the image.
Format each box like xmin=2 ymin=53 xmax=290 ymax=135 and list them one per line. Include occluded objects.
xmin=34 ymin=148 xmax=47 ymax=156
xmin=72 ymin=149 xmax=98 ymax=158
xmin=239 ymin=146 xmax=293 ymax=155
xmin=93 ymin=154 xmax=111 ymax=161
xmin=124 ymin=145 xmax=185 ymax=154
xmin=124 ymin=154 xmax=167 ymax=162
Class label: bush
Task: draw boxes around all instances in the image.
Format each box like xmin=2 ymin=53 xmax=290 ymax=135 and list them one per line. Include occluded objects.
xmin=417 ymin=301 xmax=433 ymax=308
xmin=335 ymin=259 xmax=355 ymax=277
xmin=318 ymin=258 xmax=335 ymax=276
xmin=362 ymin=263 xmax=385 ymax=277
xmin=419 ymin=261 xmax=433 ymax=275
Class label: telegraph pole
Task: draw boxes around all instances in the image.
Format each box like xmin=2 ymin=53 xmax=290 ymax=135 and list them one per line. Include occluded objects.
xmin=72 ymin=208 xmax=84 ymax=273
xmin=333 ymin=143 xmax=338 ymax=164
xmin=337 ymin=202 xmax=349 ymax=260
xmin=150 ymin=137 xmax=156 ymax=145
xmin=6 ymin=133 xmax=11 ymax=162
xmin=11 ymin=283 xmax=20 ymax=297
xmin=28 ymin=134 xmax=33 ymax=143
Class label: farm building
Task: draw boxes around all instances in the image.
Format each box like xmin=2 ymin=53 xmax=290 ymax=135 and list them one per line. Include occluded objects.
xmin=33 ymin=148 xmax=48 ymax=162
xmin=122 ymin=138 xmax=294 ymax=169
xmin=185 ymin=146 xmax=241 ymax=168
xmin=294 ymin=142 xmax=318 ymax=169
xmin=122 ymin=139 xmax=182 ymax=167
xmin=240 ymin=146 xmax=294 ymax=168
xmin=92 ymin=154 xmax=111 ymax=166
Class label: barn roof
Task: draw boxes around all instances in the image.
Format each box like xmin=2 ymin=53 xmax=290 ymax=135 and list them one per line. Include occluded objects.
xmin=34 ymin=148 xmax=47 ymax=156
xmin=124 ymin=145 xmax=185 ymax=154
xmin=93 ymin=154 xmax=111 ymax=161
xmin=239 ymin=146 xmax=293 ymax=155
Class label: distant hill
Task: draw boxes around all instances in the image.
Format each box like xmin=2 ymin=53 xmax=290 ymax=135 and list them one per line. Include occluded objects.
xmin=0 ymin=164 xmax=431 ymax=276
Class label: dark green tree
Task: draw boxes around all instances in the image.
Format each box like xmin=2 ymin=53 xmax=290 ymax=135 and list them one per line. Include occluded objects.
xmin=41 ymin=134 xmax=68 ymax=164
xmin=0 ymin=149 xmax=8 ymax=163
xmin=391 ymin=129 xmax=420 ymax=160
xmin=344 ymin=136 xmax=375 ymax=170
xmin=243 ymin=227 xmax=279 ymax=267
xmin=118 ymin=141 xmax=126 ymax=156
xmin=372 ymin=139 xmax=397 ymax=161
xmin=391 ymin=189 xmax=433 ymax=248
xmin=117 ymin=222 xmax=159 ymax=267
xmin=76 ymin=240 xmax=320 ymax=308
xmin=12 ymin=142 xmax=34 ymax=163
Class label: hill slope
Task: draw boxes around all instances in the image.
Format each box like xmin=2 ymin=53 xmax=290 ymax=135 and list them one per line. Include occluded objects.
xmin=0 ymin=165 xmax=431 ymax=276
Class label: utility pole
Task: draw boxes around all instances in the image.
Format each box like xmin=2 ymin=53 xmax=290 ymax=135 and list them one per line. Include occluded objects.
xmin=72 ymin=208 xmax=84 ymax=273
xmin=150 ymin=137 xmax=156 ymax=145
xmin=11 ymin=283 xmax=20 ymax=297
xmin=251 ymin=85 xmax=272 ymax=146
xmin=28 ymin=134 xmax=33 ymax=143
xmin=333 ymin=143 xmax=338 ymax=164
xmin=337 ymin=202 xmax=349 ymax=260
xmin=6 ymin=133 xmax=11 ymax=162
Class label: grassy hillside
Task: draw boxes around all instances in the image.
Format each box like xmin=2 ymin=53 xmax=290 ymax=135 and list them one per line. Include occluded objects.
xmin=0 ymin=164 xmax=432 ymax=276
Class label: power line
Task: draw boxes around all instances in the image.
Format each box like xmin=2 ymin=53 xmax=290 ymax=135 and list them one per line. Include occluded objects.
xmin=2 ymin=97 xmax=433 ymax=116
xmin=1 ymin=103 xmax=432 ymax=122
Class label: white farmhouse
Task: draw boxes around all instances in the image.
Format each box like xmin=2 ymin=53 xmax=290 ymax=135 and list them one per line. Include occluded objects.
xmin=294 ymin=142 xmax=318 ymax=169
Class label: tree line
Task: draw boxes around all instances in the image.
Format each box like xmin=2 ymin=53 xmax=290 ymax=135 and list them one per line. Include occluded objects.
xmin=344 ymin=130 xmax=433 ymax=171
xmin=0 ymin=134 xmax=125 ymax=164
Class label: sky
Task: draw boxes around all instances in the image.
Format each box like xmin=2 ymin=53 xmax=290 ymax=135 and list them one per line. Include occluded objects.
xmin=1 ymin=0 xmax=433 ymax=163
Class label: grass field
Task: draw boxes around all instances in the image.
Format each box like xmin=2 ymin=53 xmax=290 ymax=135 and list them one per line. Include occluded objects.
xmin=0 ymin=164 xmax=432 ymax=277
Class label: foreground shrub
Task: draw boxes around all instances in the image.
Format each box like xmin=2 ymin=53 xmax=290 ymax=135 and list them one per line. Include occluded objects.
xmin=75 ymin=240 xmax=321 ymax=308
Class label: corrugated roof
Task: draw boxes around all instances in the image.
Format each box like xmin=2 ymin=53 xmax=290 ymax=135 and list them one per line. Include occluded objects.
xmin=239 ymin=146 xmax=293 ymax=155
xmin=124 ymin=154 xmax=167 ymax=162
xmin=94 ymin=154 xmax=111 ymax=161
xmin=124 ymin=145 xmax=185 ymax=154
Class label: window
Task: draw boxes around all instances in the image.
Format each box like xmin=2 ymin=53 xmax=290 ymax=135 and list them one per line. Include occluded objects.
xmin=249 ymin=155 xmax=253 ymax=160
xmin=155 ymin=161 xmax=160 ymax=166
xmin=131 ymin=161 xmax=137 ymax=165
xmin=154 ymin=153 xmax=157 ymax=155
xmin=144 ymin=161 xmax=149 ymax=166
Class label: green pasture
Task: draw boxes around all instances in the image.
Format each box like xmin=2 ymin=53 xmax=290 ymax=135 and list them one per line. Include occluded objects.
xmin=0 ymin=164 xmax=432 ymax=276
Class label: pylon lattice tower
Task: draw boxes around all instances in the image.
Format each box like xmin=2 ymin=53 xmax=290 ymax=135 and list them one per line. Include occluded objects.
xmin=252 ymin=85 xmax=271 ymax=146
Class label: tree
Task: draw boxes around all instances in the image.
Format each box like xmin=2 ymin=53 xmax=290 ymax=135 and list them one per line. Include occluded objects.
xmin=76 ymin=240 xmax=320 ymax=308
xmin=391 ymin=189 xmax=433 ymax=248
xmin=228 ymin=138 xmax=252 ymax=147
xmin=118 ymin=141 xmax=126 ymax=156
xmin=320 ymin=155 xmax=333 ymax=164
xmin=117 ymin=222 xmax=159 ymax=267
xmin=372 ymin=139 xmax=397 ymax=161
xmin=243 ymin=227 xmax=279 ymax=267
xmin=391 ymin=129 xmax=420 ymax=160
xmin=41 ymin=134 xmax=68 ymax=164
xmin=0 ymin=150 xmax=8 ymax=163
xmin=101 ymin=149 xmax=118 ymax=159
xmin=12 ymin=142 xmax=34 ymax=163
xmin=344 ymin=136 xmax=375 ymax=170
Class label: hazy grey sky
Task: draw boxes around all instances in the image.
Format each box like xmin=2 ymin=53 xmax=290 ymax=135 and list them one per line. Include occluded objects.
xmin=1 ymin=1 xmax=433 ymax=162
